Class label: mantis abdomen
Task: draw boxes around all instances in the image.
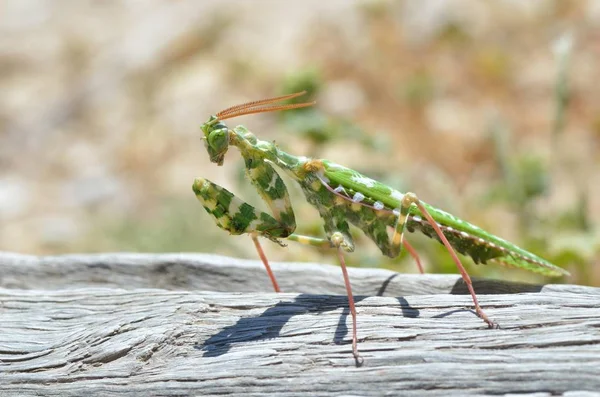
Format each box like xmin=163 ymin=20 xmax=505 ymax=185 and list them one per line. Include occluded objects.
xmin=316 ymin=159 xmax=568 ymax=277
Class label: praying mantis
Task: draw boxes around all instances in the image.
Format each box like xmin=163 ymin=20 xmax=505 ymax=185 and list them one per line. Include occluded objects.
xmin=193 ymin=91 xmax=570 ymax=365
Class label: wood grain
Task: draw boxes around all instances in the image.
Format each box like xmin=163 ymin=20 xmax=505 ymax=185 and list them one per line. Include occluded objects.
xmin=0 ymin=252 xmax=599 ymax=396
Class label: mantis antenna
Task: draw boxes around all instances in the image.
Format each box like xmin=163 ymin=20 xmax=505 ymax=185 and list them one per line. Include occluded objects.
xmin=217 ymin=91 xmax=315 ymax=120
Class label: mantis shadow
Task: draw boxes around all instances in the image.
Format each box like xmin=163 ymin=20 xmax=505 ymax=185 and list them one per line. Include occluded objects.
xmin=449 ymin=277 xmax=544 ymax=295
xmin=434 ymin=277 xmax=544 ymax=320
xmin=197 ymin=276 xmax=544 ymax=357
xmin=197 ymin=290 xmax=419 ymax=358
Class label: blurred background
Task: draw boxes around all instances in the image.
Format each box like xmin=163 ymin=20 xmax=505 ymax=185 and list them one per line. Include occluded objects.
xmin=1 ymin=0 xmax=599 ymax=285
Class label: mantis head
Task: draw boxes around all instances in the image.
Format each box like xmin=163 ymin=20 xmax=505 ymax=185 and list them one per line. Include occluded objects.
xmin=201 ymin=116 xmax=230 ymax=166
xmin=201 ymin=91 xmax=315 ymax=166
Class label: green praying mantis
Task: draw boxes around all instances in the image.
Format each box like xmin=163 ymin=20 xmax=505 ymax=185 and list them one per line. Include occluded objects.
xmin=193 ymin=91 xmax=569 ymax=364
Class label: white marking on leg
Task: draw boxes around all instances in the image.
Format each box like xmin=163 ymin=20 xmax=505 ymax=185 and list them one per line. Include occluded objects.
xmin=373 ymin=201 xmax=384 ymax=210
xmin=227 ymin=199 xmax=243 ymax=217
xmin=201 ymin=198 xmax=218 ymax=211
xmin=266 ymin=173 xmax=280 ymax=190
xmin=247 ymin=219 xmax=263 ymax=231
xmin=272 ymin=198 xmax=290 ymax=214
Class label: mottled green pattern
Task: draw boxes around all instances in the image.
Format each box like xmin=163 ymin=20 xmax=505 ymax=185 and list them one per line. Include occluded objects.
xmin=232 ymin=126 xmax=296 ymax=232
xmin=321 ymin=162 xmax=568 ymax=277
xmin=297 ymin=174 xmax=355 ymax=252
xmin=197 ymin=113 xmax=568 ymax=278
xmin=193 ymin=177 xmax=289 ymax=244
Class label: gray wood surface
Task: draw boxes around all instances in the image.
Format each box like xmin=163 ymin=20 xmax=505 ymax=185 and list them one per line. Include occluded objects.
xmin=0 ymin=252 xmax=599 ymax=396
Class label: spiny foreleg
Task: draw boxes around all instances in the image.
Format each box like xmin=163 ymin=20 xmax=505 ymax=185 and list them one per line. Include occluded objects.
xmin=193 ymin=177 xmax=294 ymax=292
xmin=241 ymin=145 xmax=296 ymax=231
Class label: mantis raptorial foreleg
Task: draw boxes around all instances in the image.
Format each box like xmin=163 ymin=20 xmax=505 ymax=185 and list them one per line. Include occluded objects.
xmin=193 ymin=176 xmax=294 ymax=292
xmin=194 ymin=175 xmax=337 ymax=292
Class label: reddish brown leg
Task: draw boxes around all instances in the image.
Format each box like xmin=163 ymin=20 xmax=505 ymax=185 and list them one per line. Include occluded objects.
xmin=251 ymin=234 xmax=281 ymax=293
xmin=403 ymin=238 xmax=424 ymax=274
xmin=333 ymin=240 xmax=363 ymax=366
xmin=411 ymin=198 xmax=498 ymax=329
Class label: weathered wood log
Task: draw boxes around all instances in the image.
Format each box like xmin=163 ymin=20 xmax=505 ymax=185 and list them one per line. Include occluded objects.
xmin=0 ymin=252 xmax=599 ymax=396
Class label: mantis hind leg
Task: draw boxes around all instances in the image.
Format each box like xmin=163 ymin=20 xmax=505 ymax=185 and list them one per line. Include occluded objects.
xmin=399 ymin=193 xmax=498 ymax=329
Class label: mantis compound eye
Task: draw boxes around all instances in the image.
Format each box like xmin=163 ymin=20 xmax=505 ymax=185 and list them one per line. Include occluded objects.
xmin=208 ymin=128 xmax=227 ymax=150
xmin=206 ymin=128 xmax=229 ymax=166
